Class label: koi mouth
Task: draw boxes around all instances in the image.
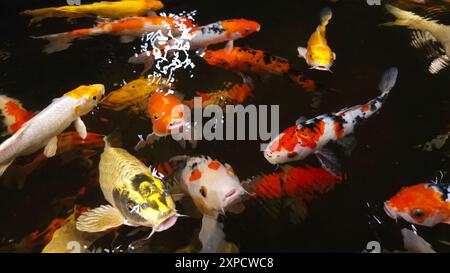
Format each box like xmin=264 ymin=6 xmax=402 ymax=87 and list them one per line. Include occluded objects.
xmin=383 ymin=202 xmax=397 ymax=220
xmin=311 ymin=65 xmax=331 ymax=72
xmin=167 ymin=119 xmax=185 ymax=130
xmin=155 ymin=215 xmax=178 ymax=232
xmin=222 ymin=188 xmax=244 ymax=209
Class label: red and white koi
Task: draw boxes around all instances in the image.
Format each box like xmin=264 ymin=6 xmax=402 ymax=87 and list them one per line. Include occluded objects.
xmin=0 ymin=95 xmax=35 ymax=137
xmin=264 ymin=68 xmax=398 ymax=175
xmin=385 ymin=182 xmax=450 ymax=227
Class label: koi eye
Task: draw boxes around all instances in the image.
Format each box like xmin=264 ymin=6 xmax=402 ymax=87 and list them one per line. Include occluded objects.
xmin=411 ymin=209 xmax=424 ymax=218
xmin=141 ymin=203 xmax=149 ymax=210
xmin=199 ymin=186 xmax=207 ymax=198
xmin=93 ymin=96 xmax=97 ymax=101
xmin=153 ymin=114 xmax=159 ymax=120
xmin=127 ymin=201 xmax=137 ymax=212
xmin=245 ymin=27 xmax=250 ymax=32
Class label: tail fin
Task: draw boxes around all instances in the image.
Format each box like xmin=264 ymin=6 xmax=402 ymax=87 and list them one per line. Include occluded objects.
xmin=33 ymin=33 xmax=73 ymax=54
xmin=21 ymin=8 xmax=53 ymax=25
xmin=319 ymin=7 xmax=332 ymax=34
xmin=378 ymin=67 xmax=398 ymax=96
xmin=382 ymin=5 xmax=428 ymax=29
xmin=286 ymin=69 xmax=316 ymax=91
xmin=103 ymin=131 xmax=122 ymax=149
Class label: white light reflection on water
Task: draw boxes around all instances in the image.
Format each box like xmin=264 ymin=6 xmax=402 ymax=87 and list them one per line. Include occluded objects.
xmin=137 ymin=11 xmax=198 ymax=94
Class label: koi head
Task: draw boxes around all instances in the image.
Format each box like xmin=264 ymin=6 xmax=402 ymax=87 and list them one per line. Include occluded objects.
xmin=113 ymin=173 xmax=178 ymax=232
xmin=306 ymin=45 xmax=335 ymax=72
xmin=384 ymin=183 xmax=450 ymax=227
xmin=180 ymin=156 xmax=246 ymax=216
xmin=222 ymin=19 xmax=261 ymax=40
xmin=264 ymin=122 xmax=324 ymax=164
xmin=66 ymin=84 xmax=105 ymax=116
xmin=147 ymin=92 xmax=188 ymax=136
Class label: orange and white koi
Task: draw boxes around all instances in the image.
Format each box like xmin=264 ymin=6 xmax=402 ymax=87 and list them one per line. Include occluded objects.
xmin=134 ymin=91 xmax=191 ymax=150
xmin=0 ymin=84 xmax=105 ymax=176
xmin=128 ymin=19 xmax=261 ymax=71
xmin=203 ymin=47 xmax=316 ymax=91
xmin=168 ymin=155 xmax=246 ymax=252
xmin=0 ymin=95 xmax=35 ymax=137
xmin=264 ymin=68 xmax=398 ymax=175
xmin=385 ymin=182 xmax=450 ymax=227
xmin=21 ymin=0 xmax=164 ymax=25
xmin=35 ymin=16 xmax=195 ymax=53
xmin=297 ymin=7 xmax=336 ymax=72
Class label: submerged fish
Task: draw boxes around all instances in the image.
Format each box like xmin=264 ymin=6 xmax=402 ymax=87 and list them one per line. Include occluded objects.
xmin=76 ymin=136 xmax=179 ymax=235
xmin=264 ymin=68 xmax=398 ymax=175
xmin=244 ymin=165 xmax=342 ymax=224
xmin=183 ymin=78 xmax=255 ymax=109
xmin=0 ymin=84 xmax=105 ymax=176
xmin=418 ymin=124 xmax=450 ymax=152
xmin=128 ymin=19 xmax=261 ymax=72
xmin=203 ymin=47 xmax=316 ymax=91
xmin=43 ymin=206 xmax=105 ymax=253
xmin=3 ymin=132 xmax=105 ymax=190
xmin=385 ymin=182 xmax=450 ymax=227
xmin=0 ymin=95 xmax=35 ymax=137
xmin=35 ymin=16 xmax=195 ymax=53
xmin=297 ymin=7 xmax=336 ymax=72
xmin=383 ymin=4 xmax=450 ymax=74
xmin=21 ymin=0 xmax=164 ymax=25
xmin=134 ymin=91 xmax=191 ymax=150
xmin=100 ymin=76 xmax=171 ymax=113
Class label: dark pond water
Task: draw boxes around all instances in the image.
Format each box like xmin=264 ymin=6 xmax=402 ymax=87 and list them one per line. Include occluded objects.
xmin=0 ymin=0 xmax=448 ymax=252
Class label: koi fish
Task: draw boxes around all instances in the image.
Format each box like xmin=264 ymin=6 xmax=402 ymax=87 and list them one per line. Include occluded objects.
xmin=3 ymin=132 xmax=104 ymax=190
xmin=0 ymin=95 xmax=35 ymax=137
xmin=76 ymin=136 xmax=179 ymax=235
xmin=100 ymin=76 xmax=171 ymax=113
xmin=35 ymin=16 xmax=195 ymax=53
xmin=384 ymin=182 xmax=450 ymax=227
xmin=21 ymin=0 xmax=164 ymax=25
xmin=134 ymin=91 xmax=192 ymax=150
xmin=244 ymin=165 xmax=342 ymax=224
xmin=128 ymin=19 xmax=261 ymax=72
xmin=382 ymin=4 xmax=450 ymax=74
xmin=43 ymin=206 xmax=105 ymax=253
xmin=264 ymin=67 xmax=398 ymax=175
xmin=418 ymin=124 xmax=450 ymax=152
xmin=203 ymin=47 xmax=316 ymax=91
xmin=297 ymin=7 xmax=336 ymax=72
xmin=183 ymin=78 xmax=254 ymax=109
xmin=0 ymin=84 xmax=105 ymax=176
xmin=167 ymin=155 xmax=247 ymax=252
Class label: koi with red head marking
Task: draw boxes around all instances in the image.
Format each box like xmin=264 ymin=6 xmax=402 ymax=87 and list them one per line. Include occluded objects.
xmin=385 ymin=183 xmax=450 ymax=227
xmin=34 ymin=16 xmax=196 ymax=53
xmin=203 ymin=47 xmax=316 ymax=91
xmin=264 ymin=68 xmax=398 ymax=175
xmin=0 ymin=95 xmax=35 ymax=137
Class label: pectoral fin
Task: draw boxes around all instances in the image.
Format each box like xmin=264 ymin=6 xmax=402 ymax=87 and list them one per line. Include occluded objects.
xmin=336 ymin=135 xmax=357 ymax=157
xmin=297 ymin=47 xmax=307 ymax=59
xmin=196 ymin=47 xmax=207 ymax=57
xmin=76 ymin=205 xmax=124 ymax=233
xmin=316 ymin=147 xmax=341 ymax=176
xmin=199 ymin=215 xmax=227 ymax=253
xmin=0 ymin=160 xmax=14 ymax=176
xmin=44 ymin=136 xmax=58 ymax=158
xmin=224 ymin=40 xmax=234 ymax=55
xmin=74 ymin=118 xmax=87 ymax=140
xmin=120 ymin=35 xmax=136 ymax=43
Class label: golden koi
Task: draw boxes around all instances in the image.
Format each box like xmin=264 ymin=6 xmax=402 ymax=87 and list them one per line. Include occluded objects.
xmin=21 ymin=0 xmax=164 ymax=25
xmin=297 ymin=7 xmax=336 ymax=71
